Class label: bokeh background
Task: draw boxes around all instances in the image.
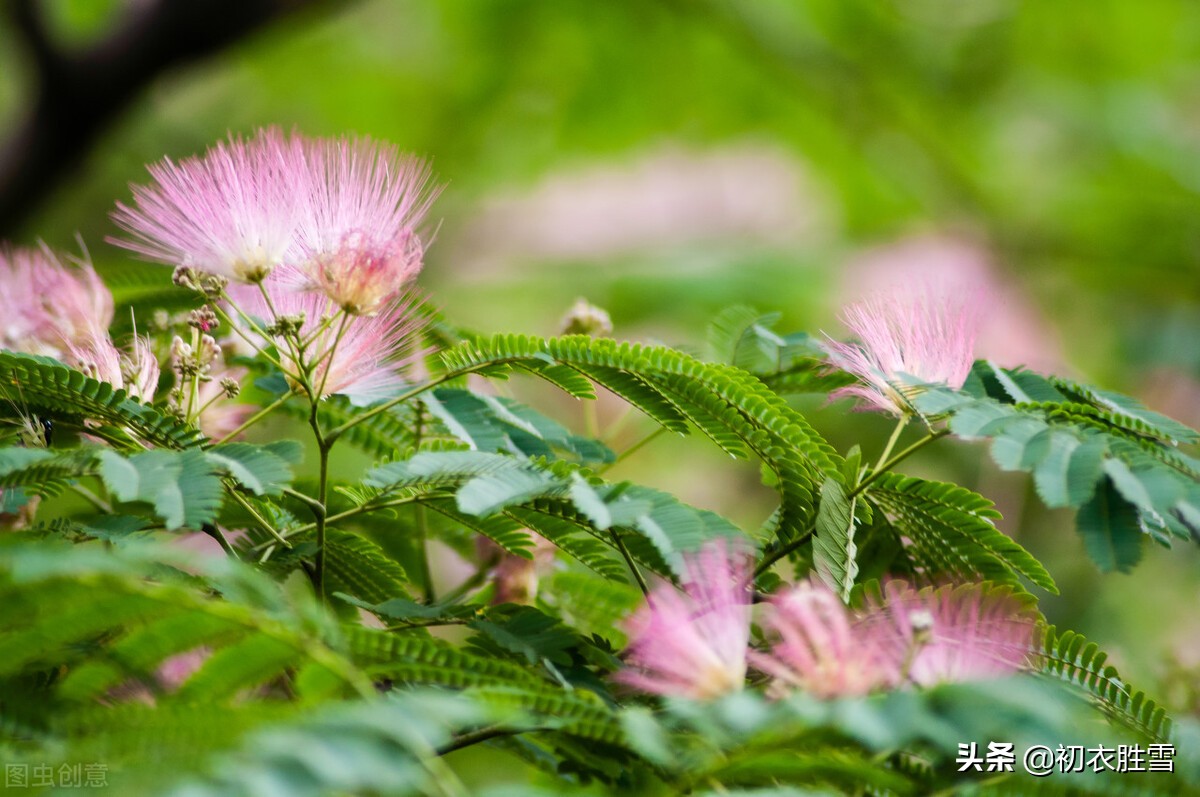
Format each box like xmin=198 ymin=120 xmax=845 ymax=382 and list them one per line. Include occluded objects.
xmin=4 ymin=0 xmax=1200 ymax=726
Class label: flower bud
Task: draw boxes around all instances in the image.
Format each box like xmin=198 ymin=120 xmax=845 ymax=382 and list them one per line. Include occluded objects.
xmin=197 ymin=334 xmax=221 ymax=368
xmin=172 ymin=265 xmax=200 ymax=291
xmin=560 ymin=297 xmax=612 ymax=337
xmin=188 ymin=306 xmax=219 ymax=332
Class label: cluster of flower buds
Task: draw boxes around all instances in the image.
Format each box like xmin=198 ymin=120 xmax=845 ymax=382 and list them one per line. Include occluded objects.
xmin=264 ymin=312 xmax=307 ymax=339
xmin=172 ymin=265 xmax=228 ymax=301
xmin=188 ymin=307 xmax=218 ymax=333
xmin=170 ymin=333 xmax=221 ymax=380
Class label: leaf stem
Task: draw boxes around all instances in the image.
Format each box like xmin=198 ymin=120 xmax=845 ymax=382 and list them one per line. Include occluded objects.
xmin=325 ymin=372 xmax=457 ymax=444
xmin=229 ymin=490 xmax=293 ymax=548
xmin=754 ymin=424 xmax=949 ymax=578
xmin=849 ymin=427 xmax=950 ymax=500
xmin=872 ymin=417 xmax=908 ymax=475
xmin=314 ymin=311 xmax=351 ymax=400
xmin=753 ymin=522 xmax=816 ymax=578
xmin=611 ymin=528 xmax=651 ymax=597
xmin=412 ymin=405 xmax=435 ymax=602
xmin=310 ymin=411 xmax=331 ymax=603
xmin=201 ymin=522 xmax=238 ymax=559
xmin=437 ymin=725 xmax=547 ymax=756
xmin=210 ymin=300 xmax=296 ymax=380
xmin=601 ymin=426 xmax=668 ymax=473
xmin=68 ymin=482 xmax=111 ymax=513
xmin=251 ymin=494 xmax=437 ymax=551
xmin=209 ymin=390 xmax=296 ymax=446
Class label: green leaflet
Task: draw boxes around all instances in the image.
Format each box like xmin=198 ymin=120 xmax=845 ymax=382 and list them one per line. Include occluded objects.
xmin=364 ymin=449 xmax=744 ymax=579
xmin=92 ymin=443 xmax=302 ymax=530
xmin=706 ymin=305 xmax=851 ymax=396
xmin=812 ymin=478 xmax=858 ymax=602
xmin=457 ymin=463 xmax=561 ymax=516
xmin=0 ymin=446 xmax=97 ymax=497
xmin=913 ymin=377 xmax=1200 ymax=573
xmin=422 ymin=388 xmax=614 ymax=464
xmin=205 ymin=440 xmax=303 ymax=496
xmin=1035 ymin=625 xmax=1172 ymax=742
xmin=336 ymin=593 xmax=478 ymax=624
xmin=0 ymin=351 xmax=204 ymax=450
xmin=321 ymin=529 xmax=411 ymax=605
xmin=468 ymin=605 xmax=578 ymax=667
xmin=0 ymin=539 xmax=366 ymax=790
xmin=99 ymin=449 xmax=223 ymax=530
xmin=343 ymin=625 xmax=548 ymax=690
xmin=166 ymin=691 xmax=507 ymax=797
xmin=866 ymin=473 xmax=1057 ymax=593
xmin=437 ymin=334 xmax=843 ymax=543
xmin=1076 ymin=477 xmax=1144 ymax=573
xmin=174 ymin=634 xmax=298 ymax=702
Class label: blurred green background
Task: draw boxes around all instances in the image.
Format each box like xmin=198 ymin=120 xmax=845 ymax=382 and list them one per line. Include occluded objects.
xmin=4 ymin=0 xmax=1200 ymax=724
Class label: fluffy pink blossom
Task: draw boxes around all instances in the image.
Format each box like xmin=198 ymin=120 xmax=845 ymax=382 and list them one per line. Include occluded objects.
xmin=287 ymin=135 xmax=439 ymax=315
xmin=229 ymin=272 xmax=427 ymax=402
xmin=750 ymin=581 xmax=899 ymax=699
xmin=823 ymin=283 xmax=984 ymax=416
xmin=752 ymin=580 xmax=1035 ymax=699
xmin=110 ymin=129 xmax=297 ymax=283
xmin=68 ymin=335 xmax=160 ymax=402
xmin=840 ymin=234 xmax=1063 ymax=373
xmin=860 ymin=581 xmax=1036 ymax=687
xmin=616 ymin=540 xmax=753 ymax=700
xmin=0 ymin=246 xmax=113 ymax=357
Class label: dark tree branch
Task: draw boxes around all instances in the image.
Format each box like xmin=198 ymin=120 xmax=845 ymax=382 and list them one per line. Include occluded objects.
xmin=0 ymin=0 xmax=336 ymax=238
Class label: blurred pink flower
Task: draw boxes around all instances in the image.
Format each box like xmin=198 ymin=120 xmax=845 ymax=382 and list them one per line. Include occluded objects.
xmin=229 ymin=272 xmax=427 ymax=402
xmin=156 ymin=647 xmax=209 ymax=691
xmin=616 ymin=539 xmax=752 ymax=700
xmin=477 ymin=532 xmax=558 ymax=605
xmin=288 ymin=135 xmax=439 ymax=316
xmin=841 ymin=234 xmax=1063 ymax=373
xmin=0 ymin=246 xmax=113 ymax=357
xmin=110 ymin=128 xmax=297 ymax=283
xmin=823 ymin=282 xmax=983 ymax=416
xmin=861 ymin=581 xmax=1036 ymax=687
xmin=448 ymin=143 xmax=829 ymax=277
xmin=750 ymin=581 xmax=899 ymax=699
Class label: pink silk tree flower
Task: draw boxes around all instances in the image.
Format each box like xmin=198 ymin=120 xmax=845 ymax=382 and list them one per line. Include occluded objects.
xmin=823 ymin=283 xmax=984 ymax=417
xmin=110 ymin=129 xmax=297 ymax=283
xmin=0 ymin=246 xmax=114 ymax=357
xmin=68 ymin=335 xmax=160 ymax=402
xmin=287 ymin=135 xmax=440 ymax=316
xmin=750 ymin=581 xmax=900 ymax=699
xmin=229 ymin=273 xmax=427 ymax=402
xmin=616 ymin=539 xmax=753 ymax=700
xmin=860 ymin=581 xmax=1036 ymax=687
